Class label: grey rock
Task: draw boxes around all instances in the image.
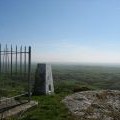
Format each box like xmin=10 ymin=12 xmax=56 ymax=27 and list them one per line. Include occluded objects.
xmin=63 ymin=90 xmax=120 ymax=120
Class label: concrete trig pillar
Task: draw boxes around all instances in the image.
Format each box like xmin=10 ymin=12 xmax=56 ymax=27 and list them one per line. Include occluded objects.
xmin=33 ymin=63 xmax=54 ymax=95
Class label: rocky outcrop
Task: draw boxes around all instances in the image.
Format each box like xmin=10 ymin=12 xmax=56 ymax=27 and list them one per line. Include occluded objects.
xmin=63 ymin=90 xmax=120 ymax=120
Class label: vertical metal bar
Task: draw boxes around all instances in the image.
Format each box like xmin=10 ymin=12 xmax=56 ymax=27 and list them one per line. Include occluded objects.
xmin=5 ymin=45 xmax=7 ymax=73
xmin=7 ymin=45 xmax=9 ymax=74
xmin=0 ymin=44 xmax=1 ymax=95
xmin=11 ymin=45 xmax=13 ymax=77
xmin=28 ymin=46 xmax=31 ymax=102
xmin=8 ymin=56 xmax=9 ymax=74
xmin=24 ymin=46 xmax=26 ymax=76
xmin=4 ymin=44 xmax=8 ymax=107
xmin=3 ymin=49 xmax=5 ymax=73
xmin=0 ymin=44 xmax=1 ymax=79
xmin=3 ymin=49 xmax=5 ymax=91
xmin=20 ymin=46 xmax=22 ymax=76
xmin=6 ymin=45 xmax=9 ymax=85
xmin=16 ymin=45 xmax=17 ymax=74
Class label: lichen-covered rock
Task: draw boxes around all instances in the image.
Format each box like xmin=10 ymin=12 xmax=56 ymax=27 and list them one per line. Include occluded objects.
xmin=63 ymin=90 xmax=120 ymax=120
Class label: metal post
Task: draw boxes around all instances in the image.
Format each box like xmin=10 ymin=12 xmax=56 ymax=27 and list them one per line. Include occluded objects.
xmin=5 ymin=45 xmax=7 ymax=73
xmin=0 ymin=44 xmax=1 ymax=90
xmin=8 ymin=55 xmax=9 ymax=73
xmin=20 ymin=46 xmax=22 ymax=76
xmin=28 ymin=46 xmax=31 ymax=102
xmin=11 ymin=45 xmax=12 ymax=77
xmin=0 ymin=44 xmax=1 ymax=78
xmin=24 ymin=46 xmax=26 ymax=76
xmin=3 ymin=49 xmax=5 ymax=73
xmin=3 ymin=49 xmax=5 ymax=91
xmin=16 ymin=45 xmax=17 ymax=74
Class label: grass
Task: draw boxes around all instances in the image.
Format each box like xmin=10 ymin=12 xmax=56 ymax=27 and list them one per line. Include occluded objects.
xmin=20 ymin=93 xmax=76 ymax=120
xmin=18 ymin=81 xmax=96 ymax=120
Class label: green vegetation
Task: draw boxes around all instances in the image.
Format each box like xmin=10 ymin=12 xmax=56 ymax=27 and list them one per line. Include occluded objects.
xmin=52 ymin=64 xmax=120 ymax=90
xmin=0 ymin=75 xmax=29 ymax=97
xmin=20 ymin=94 xmax=76 ymax=120
xmin=7 ymin=64 xmax=120 ymax=119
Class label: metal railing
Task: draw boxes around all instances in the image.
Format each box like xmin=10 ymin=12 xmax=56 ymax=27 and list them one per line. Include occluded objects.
xmin=0 ymin=44 xmax=31 ymax=112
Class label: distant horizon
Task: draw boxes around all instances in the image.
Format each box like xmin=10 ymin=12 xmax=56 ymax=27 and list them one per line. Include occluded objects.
xmin=32 ymin=61 xmax=120 ymax=67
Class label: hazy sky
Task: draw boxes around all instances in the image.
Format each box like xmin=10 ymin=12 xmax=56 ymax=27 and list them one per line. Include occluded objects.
xmin=1 ymin=0 xmax=120 ymax=63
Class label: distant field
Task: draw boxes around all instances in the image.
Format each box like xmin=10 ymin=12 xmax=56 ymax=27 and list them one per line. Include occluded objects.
xmin=52 ymin=64 xmax=120 ymax=91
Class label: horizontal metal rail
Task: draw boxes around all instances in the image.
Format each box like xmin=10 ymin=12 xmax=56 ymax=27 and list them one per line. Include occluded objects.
xmin=0 ymin=92 xmax=28 ymax=102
